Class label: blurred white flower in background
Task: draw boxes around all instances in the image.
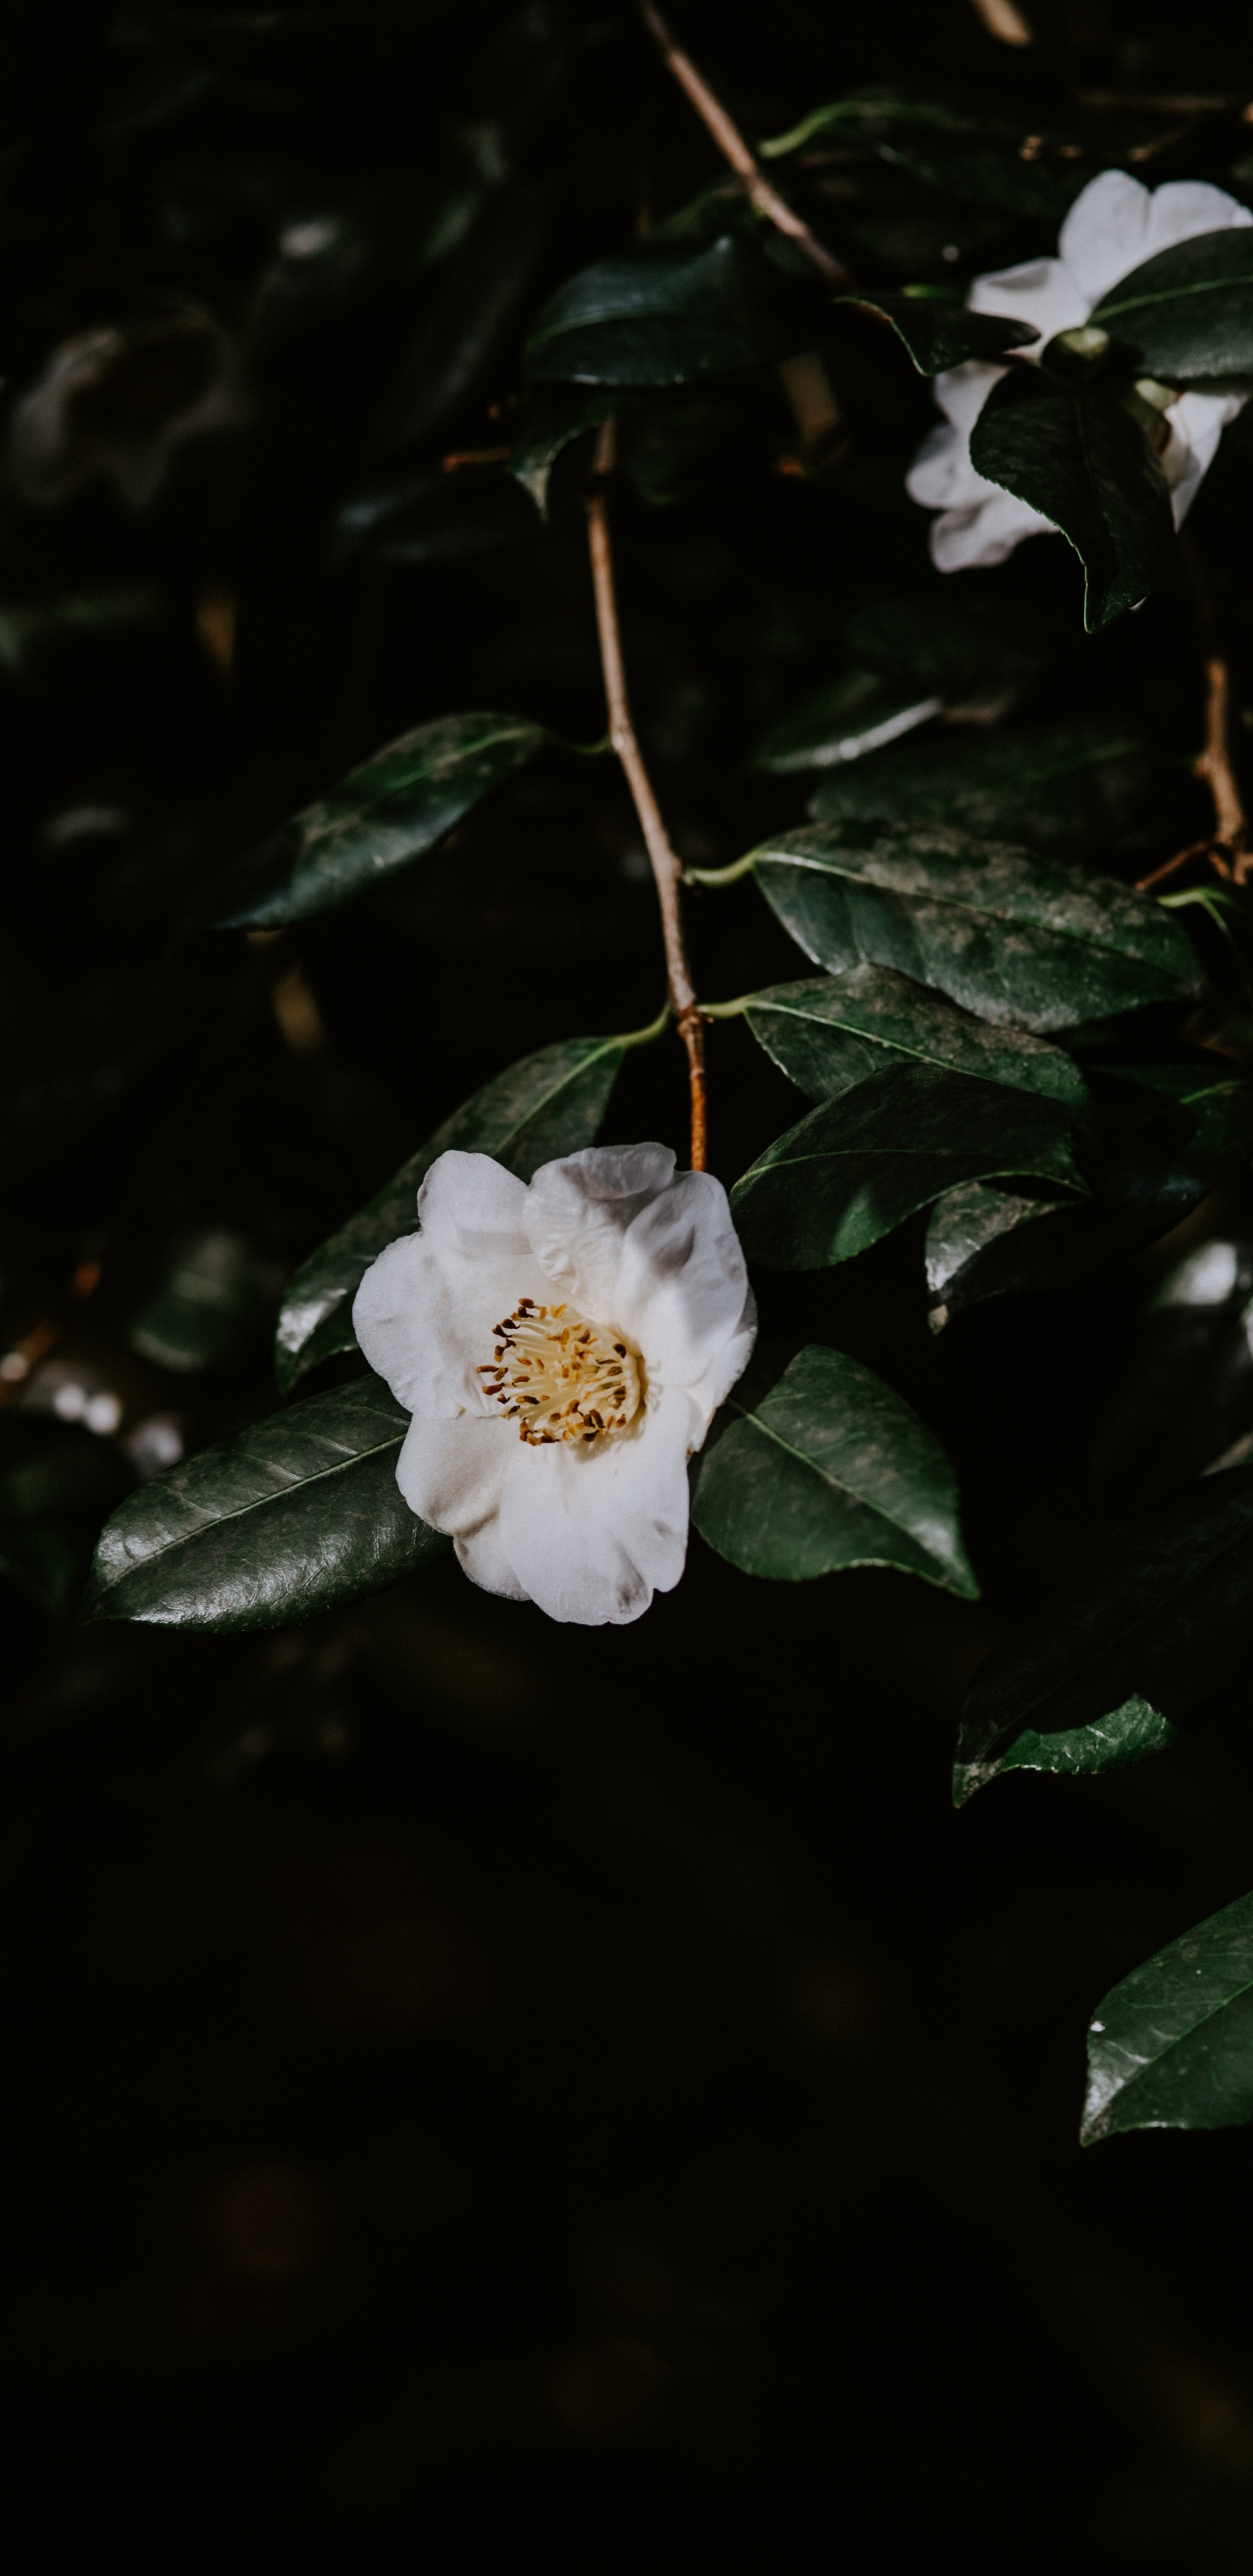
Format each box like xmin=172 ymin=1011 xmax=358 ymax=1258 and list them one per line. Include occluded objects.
xmin=353 ymin=1144 xmax=757 ymax=1627
xmin=9 ymin=310 xmax=245 ymax=510
xmin=907 ymin=171 xmax=1253 ymax=572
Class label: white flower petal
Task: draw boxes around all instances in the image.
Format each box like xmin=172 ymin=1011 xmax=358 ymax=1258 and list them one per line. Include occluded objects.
xmin=496 ymin=1384 xmax=693 ymax=1625
xmin=353 ymin=1229 xmax=540 ymax=1417
xmin=396 ymin=1409 xmax=514 ymax=1540
xmin=612 ymin=1171 xmax=754 ymax=1401
xmin=1163 ymin=389 xmax=1246 ymax=527
xmin=685 ymin=1289 xmax=758 ymax=1434
xmin=929 ymin=359 xmax=1004 ymax=439
xmin=929 ymin=487 xmax=1053 ymax=572
xmin=526 ymin=1142 xmax=676 ymax=1318
xmin=1144 ymin=179 xmax=1253 ymax=257
xmin=968 ymin=254 xmax=1086 ymax=341
xmin=454 ymin=1513 xmax=530 ymax=1603
xmin=417 ymin=1148 xmax=530 ymax=1254
xmin=1057 ymin=170 xmax=1156 ymax=304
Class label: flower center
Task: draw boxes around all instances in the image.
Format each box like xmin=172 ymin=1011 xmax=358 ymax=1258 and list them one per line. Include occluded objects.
xmin=477 ymin=1298 xmax=641 ymax=1446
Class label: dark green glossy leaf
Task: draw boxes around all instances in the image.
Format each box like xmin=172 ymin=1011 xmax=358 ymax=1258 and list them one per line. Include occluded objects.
xmin=1090 ymin=225 xmax=1253 ymax=386
xmin=1082 ymin=1889 xmax=1253 ymax=2143
xmin=731 ymin=1063 xmax=1083 ymax=1269
xmin=84 ymin=1376 xmax=445 ymax=1633
xmin=883 ymin=144 xmax=1085 ymax=224
xmin=691 ymin=1343 xmax=977 ymax=1593
xmin=810 ymin=718 xmax=1152 ymax=857
xmin=968 ymin=365 xmax=1178 ymax=631
xmin=743 ymin=968 xmax=1089 ymax=1112
xmin=508 ymin=385 xmax=621 ymax=514
xmin=748 ymin=819 xmax=1202 ymax=1032
xmin=523 ymin=235 xmax=808 ymax=386
xmin=927 ymin=1067 xmax=1253 ymax=1324
xmin=954 ymin=1466 xmax=1253 ymax=1801
xmin=186 ymin=712 xmax=552 ymax=932
xmin=275 ymin=1033 xmax=625 ymax=1391
xmin=753 ymin=671 xmax=942 ymax=775
xmin=835 ymin=288 xmax=1038 ymax=374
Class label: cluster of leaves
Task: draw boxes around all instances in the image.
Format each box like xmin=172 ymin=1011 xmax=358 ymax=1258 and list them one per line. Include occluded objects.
xmin=10 ymin=0 xmax=1253 ymax=2147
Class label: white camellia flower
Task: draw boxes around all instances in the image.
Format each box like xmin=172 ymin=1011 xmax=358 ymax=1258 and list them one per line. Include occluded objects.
xmin=908 ymin=170 xmax=1253 ymax=572
xmin=352 ymin=1142 xmax=757 ymax=1627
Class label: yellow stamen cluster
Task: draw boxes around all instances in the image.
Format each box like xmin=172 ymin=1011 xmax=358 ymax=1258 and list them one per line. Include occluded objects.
xmin=477 ymin=1298 xmax=641 ymax=1446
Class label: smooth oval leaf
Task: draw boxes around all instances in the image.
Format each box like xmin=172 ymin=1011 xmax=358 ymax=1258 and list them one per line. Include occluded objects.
xmin=835 ymin=288 xmax=1038 ymax=374
xmin=84 ymin=1376 xmax=445 ymax=1633
xmin=731 ymin=1062 xmax=1084 ymax=1269
xmin=1082 ymin=1888 xmax=1253 ymax=2143
xmin=753 ymin=671 xmax=942 ymax=775
xmin=954 ymin=1465 xmax=1253 ymax=1801
xmin=744 ymin=967 xmax=1089 ymax=1113
xmin=508 ymin=384 xmax=623 ymax=514
xmin=809 ymin=716 xmax=1152 ymax=859
xmin=968 ymin=365 xmax=1178 ymax=632
xmin=1090 ymin=225 xmax=1253 ymax=386
xmin=185 ymin=712 xmax=552 ymax=932
xmin=692 ymin=1343 xmax=977 ymax=1594
xmin=523 ymin=235 xmax=809 ymax=386
xmin=275 ymin=1032 xmax=626 ymax=1391
xmin=748 ymin=819 xmax=1202 ymax=1033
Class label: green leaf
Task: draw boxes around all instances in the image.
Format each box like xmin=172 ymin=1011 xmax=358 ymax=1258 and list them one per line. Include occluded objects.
xmin=692 ymin=1344 xmax=977 ymax=1593
xmin=1090 ymin=225 xmax=1253 ymax=387
xmin=835 ymin=288 xmax=1038 ymax=374
xmin=523 ymin=235 xmax=809 ymax=386
xmin=753 ymin=670 xmax=942 ymax=775
xmin=508 ymin=385 xmax=621 ymax=515
xmin=731 ymin=1062 xmax=1084 ymax=1269
xmin=743 ymin=968 xmax=1089 ymax=1112
xmin=809 ymin=717 xmax=1152 ymax=857
xmin=84 ymin=1376 xmax=446 ymax=1633
xmin=747 ymin=819 xmax=1202 ymax=1032
xmin=954 ymin=1465 xmax=1253 ymax=1801
xmin=928 ymin=1067 xmax=1253 ymax=1325
xmin=842 ymin=593 xmax=1047 ymax=701
xmin=1082 ymin=1888 xmax=1253 ymax=2143
xmin=185 ymin=712 xmax=552 ymax=932
xmin=968 ymin=364 xmax=1178 ymax=631
xmin=275 ymin=1033 xmax=626 ymax=1391
xmin=332 ymin=470 xmax=539 ymax=565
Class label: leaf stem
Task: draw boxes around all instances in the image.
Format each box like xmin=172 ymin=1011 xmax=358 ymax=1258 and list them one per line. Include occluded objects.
xmin=699 ymin=995 xmax=752 ymax=1019
xmin=635 ymin=1 xmax=848 ymax=288
xmin=685 ymin=851 xmax=756 ymax=888
xmin=616 ymin=998 xmax=673 ymax=1047
xmin=585 ymin=420 xmax=707 ymax=1169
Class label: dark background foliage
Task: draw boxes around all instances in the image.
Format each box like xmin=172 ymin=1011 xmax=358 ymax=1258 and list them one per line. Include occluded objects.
xmin=8 ymin=0 xmax=1253 ymax=2563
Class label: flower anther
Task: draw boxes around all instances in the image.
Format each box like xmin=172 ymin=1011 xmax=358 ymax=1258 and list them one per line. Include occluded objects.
xmin=479 ymin=1299 xmax=642 ymax=1444
xmin=352 ymin=1141 xmax=756 ymax=1627
xmin=907 ymin=171 xmax=1253 ymax=573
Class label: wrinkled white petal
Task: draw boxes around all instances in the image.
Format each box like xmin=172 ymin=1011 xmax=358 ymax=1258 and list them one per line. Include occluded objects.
xmin=930 ymin=486 xmax=1054 ymax=571
xmin=454 ymin=1513 xmax=530 ymax=1603
xmin=497 ymin=1384 xmax=694 ymax=1625
xmin=417 ymin=1149 xmax=530 ymax=1256
xmin=611 ymin=1170 xmax=754 ymax=1403
xmin=968 ymin=254 xmax=1086 ymax=342
xmin=685 ymin=1291 xmax=759 ymax=1432
xmin=908 ymin=168 xmax=1253 ymax=574
xmin=526 ymin=1142 xmax=676 ymax=1320
xmin=354 ymin=1229 xmax=542 ymax=1417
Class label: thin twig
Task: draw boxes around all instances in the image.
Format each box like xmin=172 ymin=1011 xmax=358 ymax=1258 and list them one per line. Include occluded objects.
xmin=585 ymin=420 xmax=707 ymax=1170
xmin=1136 ymin=540 xmax=1249 ymax=892
xmin=636 ymin=1 xmax=848 ymax=288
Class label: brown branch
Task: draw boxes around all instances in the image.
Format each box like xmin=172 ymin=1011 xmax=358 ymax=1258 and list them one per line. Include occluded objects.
xmin=585 ymin=420 xmax=707 ymax=1171
xmin=1136 ymin=545 xmax=1249 ymax=893
xmin=635 ymin=1 xmax=848 ymax=288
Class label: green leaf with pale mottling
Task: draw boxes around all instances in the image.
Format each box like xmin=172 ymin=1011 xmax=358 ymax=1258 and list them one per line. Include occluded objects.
xmin=744 ymin=968 xmax=1089 ymax=1113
